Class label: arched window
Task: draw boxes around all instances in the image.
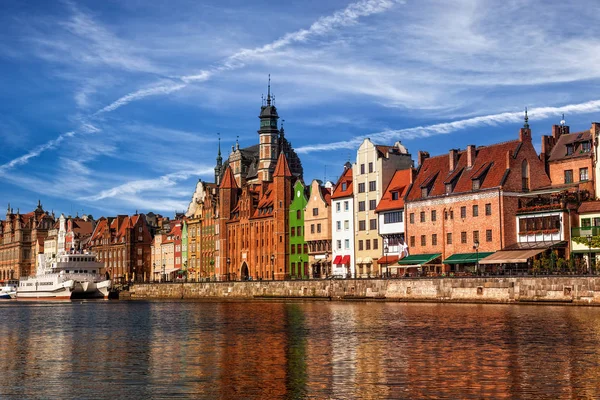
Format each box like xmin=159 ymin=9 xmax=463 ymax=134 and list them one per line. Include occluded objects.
xmin=522 ymin=160 xmax=530 ymax=190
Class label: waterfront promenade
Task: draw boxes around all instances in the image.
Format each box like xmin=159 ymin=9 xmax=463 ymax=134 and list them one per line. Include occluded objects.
xmin=129 ymin=275 xmax=600 ymax=305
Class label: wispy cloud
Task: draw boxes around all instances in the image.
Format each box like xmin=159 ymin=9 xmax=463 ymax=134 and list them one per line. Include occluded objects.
xmin=0 ymin=131 xmax=76 ymax=174
xmin=80 ymin=167 xmax=214 ymax=202
xmin=94 ymin=0 xmax=402 ymax=114
xmin=297 ymin=99 xmax=600 ymax=153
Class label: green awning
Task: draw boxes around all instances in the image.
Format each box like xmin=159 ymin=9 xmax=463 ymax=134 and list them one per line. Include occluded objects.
xmin=443 ymin=252 xmax=495 ymax=264
xmin=397 ymin=253 xmax=441 ymax=265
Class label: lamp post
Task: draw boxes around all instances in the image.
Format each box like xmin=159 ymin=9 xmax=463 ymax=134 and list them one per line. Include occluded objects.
xmin=324 ymin=251 xmax=329 ymax=278
xmin=270 ymin=254 xmax=275 ymax=280
xmin=587 ymin=234 xmax=593 ymax=274
xmin=153 ymin=262 xmax=155 ymax=282
xmin=384 ymin=245 xmax=389 ymax=279
xmin=226 ymin=258 xmax=231 ymax=281
xmin=162 ymin=258 xmax=166 ymax=283
xmin=473 ymin=240 xmax=480 ymax=275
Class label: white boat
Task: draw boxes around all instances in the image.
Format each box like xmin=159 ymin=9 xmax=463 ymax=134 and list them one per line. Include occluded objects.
xmin=0 ymin=280 xmax=17 ymax=299
xmin=17 ymin=253 xmax=111 ymax=300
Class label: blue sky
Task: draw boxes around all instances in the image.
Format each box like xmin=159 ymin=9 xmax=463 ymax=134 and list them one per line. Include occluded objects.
xmin=1 ymin=0 xmax=600 ymax=217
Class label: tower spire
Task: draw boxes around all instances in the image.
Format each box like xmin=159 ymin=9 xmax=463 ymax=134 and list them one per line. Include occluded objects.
xmin=215 ymin=132 xmax=223 ymax=185
xmin=267 ymin=74 xmax=271 ymax=106
xmin=524 ymin=107 xmax=529 ymax=129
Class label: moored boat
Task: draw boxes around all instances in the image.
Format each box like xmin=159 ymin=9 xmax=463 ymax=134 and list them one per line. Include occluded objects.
xmin=0 ymin=280 xmax=17 ymax=299
xmin=17 ymin=253 xmax=111 ymax=300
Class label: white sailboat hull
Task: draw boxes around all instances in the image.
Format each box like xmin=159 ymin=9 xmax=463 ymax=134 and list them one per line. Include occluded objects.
xmin=17 ymin=276 xmax=111 ymax=300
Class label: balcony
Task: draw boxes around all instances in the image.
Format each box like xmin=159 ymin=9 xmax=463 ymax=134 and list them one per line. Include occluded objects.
xmin=571 ymin=226 xmax=600 ymax=238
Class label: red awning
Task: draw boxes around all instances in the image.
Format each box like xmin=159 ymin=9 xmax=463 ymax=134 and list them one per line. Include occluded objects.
xmin=341 ymin=255 xmax=350 ymax=265
xmin=377 ymin=255 xmax=399 ymax=265
xmin=333 ymin=255 xmax=343 ymax=264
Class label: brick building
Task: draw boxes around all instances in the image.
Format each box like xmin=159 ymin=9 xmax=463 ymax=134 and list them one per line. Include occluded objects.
xmin=404 ymin=120 xmax=552 ymax=273
xmin=0 ymin=202 xmax=55 ymax=280
xmin=217 ymin=86 xmax=302 ymax=281
xmin=304 ymin=179 xmax=332 ymax=278
xmin=88 ymin=214 xmax=153 ymax=283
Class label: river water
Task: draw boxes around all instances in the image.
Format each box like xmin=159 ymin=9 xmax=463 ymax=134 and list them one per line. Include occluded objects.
xmin=1 ymin=300 xmax=600 ymax=399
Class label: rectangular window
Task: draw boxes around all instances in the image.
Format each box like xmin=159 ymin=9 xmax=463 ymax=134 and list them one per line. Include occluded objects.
xmin=461 ymin=231 xmax=467 ymax=244
xmin=565 ymin=169 xmax=573 ymax=184
xmin=420 ymin=212 xmax=425 ymax=223
xmin=472 ymin=179 xmax=480 ymax=190
xmin=311 ymin=224 xmax=315 ymax=234
xmin=369 ymin=219 xmax=377 ymax=230
xmin=291 ymin=227 xmax=296 ymax=237
xmin=447 ymin=233 xmax=452 ymax=244
xmin=358 ymin=240 xmax=364 ymax=251
xmin=337 ymin=240 xmax=342 ymax=250
xmin=485 ymin=203 xmax=492 ymax=216
xmin=366 ymin=240 xmax=371 ymax=250
xmin=368 ymin=162 xmax=373 ymax=173
xmin=360 ymin=164 xmax=365 ymax=174
xmin=582 ymin=218 xmax=591 ymax=227
xmin=344 ymin=220 xmax=349 ymax=230
xmin=384 ymin=211 xmax=403 ymax=224
xmin=291 ymin=245 xmax=296 ymax=254
xmin=473 ymin=205 xmax=479 ymax=217
xmin=313 ymin=208 xmax=319 ymax=216
xmin=566 ymin=144 xmax=574 ymax=155
xmin=342 ymin=182 xmax=347 ymax=191
xmin=336 ymin=203 xmax=341 ymax=212
xmin=317 ymin=224 xmax=321 ymax=233
xmin=369 ymin=181 xmax=376 ymax=191
xmin=410 ymin=213 xmax=415 ymax=224
xmin=358 ymin=183 xmax=365 ymax=193
xmin=486 ymin=229 xmax=492 ymax=242
xmin=473 ymin=230 xmax=480 ymax=243
xmin=296 ymin=210 xmax=301 ymax=219
xmin=431 ymin=210 xmax=436 ymax=222
xmin=344 ymin=201 xmax=349 ymax=211
xmin=298 ymin=244 xmax=303 ymax=254
xmin=358 ymin=201 xmax=366 ymax=212
xmin=421 ymin=187 xmax=429 ymax=198
xmin=421 ymin=235 xmax=426 ymax=246
xmin=373 ymin=239 xmax=378 ymax=250
xmin=432 ymin=234 xmax=437 ymax=246
xmin=391 ymin=191 xmax=399 ymax=200
xmin=582 ymin=141 xmax=591 ymax=153
xmin=336 ymin=221 xmax=341 ymax=231
xmin=580 ymin=167 xmax=589 ymax=181
xmin=344 ymin=239 xmax=350 ymax=249
xmin=369 ymin=199 xmax=377 ymax=210
xmin=594 ymin=218 xmax=600 ymax=227
xmin=359 ymin=220 xmax=366 ymax=231
xmin=297 ymin=226 xmax=302 ymax=236
xmin=410 ymin=236 xmax=415 ymax=247
xmin=460 ymin=206 xmax=466 ymax=219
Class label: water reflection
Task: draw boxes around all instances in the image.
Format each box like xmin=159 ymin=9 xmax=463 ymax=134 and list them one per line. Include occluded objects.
xmin=1 ymin=301 xmax=600 ymax=399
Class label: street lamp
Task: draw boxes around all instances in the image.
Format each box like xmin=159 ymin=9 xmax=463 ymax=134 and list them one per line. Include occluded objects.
xmin=324 ymin=251 xmax=329 ymax=278
xmin=587 ymin=234 xmax=593 ymax=274
xmin=153 ymin=262 xmax=155 ymax=282
xmin=226 ymin=258 xmax=231 ymax=281
xmin=473 ymin=240 xmax=480 ymax=275
xmin=162 ymin=258 xmax=166 ymax=283
xmin=270 ymin=254 xmax=275 ymax=280
xmin=384 ymin=245 xmax=389 ymax=279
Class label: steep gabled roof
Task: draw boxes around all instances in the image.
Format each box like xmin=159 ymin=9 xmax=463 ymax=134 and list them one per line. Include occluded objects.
xmin=407 ymin=140 xmax=521 ymax=201
xmin=332 ymin=164 xmax=353 ymax=199
xmin=547 ymin=130 xmax=592 ymax=162
xmin=220 ymin=165 xmax=238 ymax=189
xmin=578 ymin=201 xmax=600 ymax=214
xmin=376 ymin=169 xmax=412 ymax=212
xmin=273 ymin=152 xmax=292 ymax=177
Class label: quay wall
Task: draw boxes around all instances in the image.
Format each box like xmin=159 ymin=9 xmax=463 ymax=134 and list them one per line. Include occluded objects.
xmin=128 ymin=277 xmax=600 ymax=305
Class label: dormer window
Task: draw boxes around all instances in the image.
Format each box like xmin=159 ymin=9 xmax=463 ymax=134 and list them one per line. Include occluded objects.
xmin=391 ymin=191 xmax=399 ymax=200
xmin=566 ymin=144 xmax=574 ymax=155
xmin=582 ymin=141 xmax=591 ymax=153
xmin=341 ymin=182 xmax=347 ymax=191
xmin=472 ymin=179 xmax=480 ymax=191
xmin=421 ymin=187 xmax=429 ymax=198
xmin=445 ymin=183 xmax=453 ymax=194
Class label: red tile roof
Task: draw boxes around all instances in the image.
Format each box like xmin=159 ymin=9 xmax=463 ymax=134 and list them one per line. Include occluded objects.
xmin=578 ymin=201 xmax=600 ymax=214
xmin=220 ymin=165 xmax=237 ymax=189
xmin=331 ymin=165 xmax=353 ymax=199
xmin=548 ymin=130 xmax=592 ymax=162
xmin=321 ymin=187 xmax=331 ymax=206
xmin=376 ymin=169 xmax=412 ymax=212
xmin=273 ymin=152 xmax=292 ymax=177
xmin=407 ymin=140 xmax=521 ymax=201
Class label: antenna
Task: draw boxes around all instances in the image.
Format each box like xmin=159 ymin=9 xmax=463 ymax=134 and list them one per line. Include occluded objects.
xmin=560 ymin=113 xmax=566 ymax=126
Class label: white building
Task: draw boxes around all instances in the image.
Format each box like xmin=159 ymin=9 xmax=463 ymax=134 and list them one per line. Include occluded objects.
xmin=331 ymin=163 xmax=355 ymax=277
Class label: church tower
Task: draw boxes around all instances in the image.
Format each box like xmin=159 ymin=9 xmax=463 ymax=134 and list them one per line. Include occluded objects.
xmin=258 ymin=75 xmax=280 ymax=182
xmin=214 ymin=134 xmax=223 ymax=185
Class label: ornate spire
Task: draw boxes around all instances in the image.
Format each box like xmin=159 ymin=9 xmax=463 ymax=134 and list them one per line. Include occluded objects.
xmin=524 ymin=107 xmax=529 ymax=129
xmin=215 ymin=132 xmax=223 ymax=185
xmin=236 ymin=135 xmax=240 ymax=150
xmin=6 ymin=203 xmax=10 ymax=214
xmin=266 ymin=74 xmax=271 ymax=106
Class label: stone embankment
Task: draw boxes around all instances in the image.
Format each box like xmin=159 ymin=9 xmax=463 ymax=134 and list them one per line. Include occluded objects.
xmin=128 ymin=276 xmax=600 ymax=305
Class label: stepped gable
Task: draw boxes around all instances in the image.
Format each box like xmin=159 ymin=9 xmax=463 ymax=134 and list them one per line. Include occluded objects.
xmin=273 ymin=152 xmax=292 ymax=177
xmin=332 ymin=163 xmax=353 ymax=199
xmin=376 ymin=169 xmax=412 ymax=212
xmin=219 ymin=165 xmax=238 ymax=189
xmin=547 ymin=130 xmax=592 ymax=162
xmin=407 ymin=140 xmax=522 ymax=201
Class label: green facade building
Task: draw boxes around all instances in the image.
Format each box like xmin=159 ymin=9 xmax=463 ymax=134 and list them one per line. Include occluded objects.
xmin=289 ymin=180 xmax=308 ymax=279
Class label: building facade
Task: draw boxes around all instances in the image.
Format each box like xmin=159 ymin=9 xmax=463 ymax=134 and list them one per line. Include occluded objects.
xmin=353 ymin=139 xmax=413 ymax=277
xmin=331 ymin=163 xmax=354 ymax=277
xmin=304 ymin=179 xmax=332 ymax=278
xmin=289 ymin=180 xmax=308 ymax=279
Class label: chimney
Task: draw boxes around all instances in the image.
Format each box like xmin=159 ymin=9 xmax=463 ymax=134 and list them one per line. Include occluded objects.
xmin=466 ymin=145 xmax=476 ymax=168
xmin=592 ymin=122 xmax=600 ymax=144
xmin=506 ymin=150 xmax=511 ymax=169
xmin=449 ymin=149 xmax=458 ymax=171
xmin=552 ymin=124 xmax=569 ymax=139
xmin=519 ymin=128 xmax=532 ymax=142
xmin=418 ymin=151 xmax=430 ymax=167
